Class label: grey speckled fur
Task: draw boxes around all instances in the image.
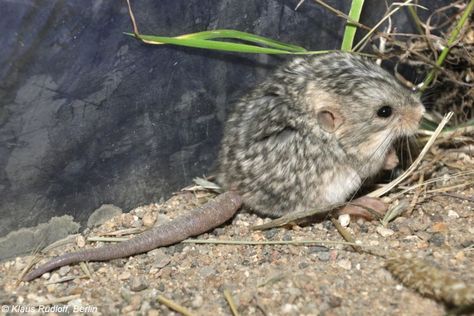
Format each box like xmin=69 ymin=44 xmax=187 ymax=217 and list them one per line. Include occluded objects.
xmin=217 ymin=52 xmax=424 ymax=217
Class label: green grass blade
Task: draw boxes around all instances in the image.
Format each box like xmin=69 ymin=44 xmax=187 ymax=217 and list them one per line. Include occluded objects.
xmin=124 ymin=32 xmax=332 ymax=55
xmin=420 ymin=0 xmax=474 ymax=92
xmin=341 ymin=0 xmax=365 ymax=51
xmin=176 ymin=29 xmax=307 ymax=52
xmin=124 ymin=33 xmax=294 ymax=54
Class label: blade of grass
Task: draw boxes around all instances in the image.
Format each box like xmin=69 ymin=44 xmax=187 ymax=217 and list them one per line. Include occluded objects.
xmin=419 ymin=0 xmax=474 ymax=91
xmin=341 ymin=0 xmax=365 ymax=51
xmin=125 ymin=33 xmax=297 ymax=54
xmin=407 ymin=5 xmax=424 ymax=35
xmin=125 ymin=32 xmax=334 ymax=55
xmin=175 ymin=30 xmax=307 ymax=52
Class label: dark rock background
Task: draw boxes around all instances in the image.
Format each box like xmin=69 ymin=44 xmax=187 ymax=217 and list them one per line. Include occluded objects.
xmin=0 ymin=0 xmax=443 ymax=238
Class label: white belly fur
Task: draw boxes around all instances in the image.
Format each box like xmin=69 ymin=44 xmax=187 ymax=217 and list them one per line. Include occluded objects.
xmin=321 ymin=167 xmax=362 ymax=205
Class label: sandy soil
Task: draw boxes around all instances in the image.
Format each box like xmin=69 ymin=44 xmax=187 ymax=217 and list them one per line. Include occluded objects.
xmin=1 ymin=159 xmax=473 ymax=316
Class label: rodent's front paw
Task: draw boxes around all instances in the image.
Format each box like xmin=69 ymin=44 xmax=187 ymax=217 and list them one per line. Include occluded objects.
xmin=383 ymin=147 xmax=399 ymax=170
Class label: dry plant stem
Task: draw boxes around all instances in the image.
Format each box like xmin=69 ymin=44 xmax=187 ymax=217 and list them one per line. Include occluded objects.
xmin=30 ymin=295 xmax=81 ymax=307
xmin=183 ymin=239 xmax=358 ymax=247
xmin=407 ymin=173 xmax=425 ymax=215
xmin=391 ymin=170 xmax=474 ymax=200
xmin=354 ymin=0 xmax=425 ymax=52
xmin=426 ymin=181 xmax=474 ymax=194
xmin=368 ymin=112 xmax=453 ymax=198
xmin=330 ymin=218 xmax=362 ymax=253
xmin=440 ymin=192 xmax=474 ymax=203
xmin=224 ymin=289 xmax=240 ymax=316
xmin=157 ymin=295 xmax=195 ymax=316
xmin=251 ymin=205 xmax=336 ymax=230
xmin=382 ymin=199 xmax=409 ymax=225
xmin=23 ymin=192 xmax=242 ymax=281
xmin=312 ymin=0 xmax=372 ymax=31
xmin=126 ymin=0 xmax=139 ymax=35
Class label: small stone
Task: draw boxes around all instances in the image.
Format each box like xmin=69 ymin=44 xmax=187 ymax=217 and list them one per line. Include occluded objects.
xmin=118 ymin=271 xmax=131 ymax=280
xmin=121 ymin=213 xmax=136 ymax=228
xmin=430 ymin=222 xmax=448 ymax=233
xmin=337 ymin=259 xmax=352 ymax=270
xmin=327 ymin=294 xmax=342 ymax=308
xmin=281 ymin=303 xmax=298 ymax=314
xmin=318 ymin=252 xmax=330 ymax=262
xmin=376 ymin=226 xmax=395 ymax=237
xmin=298 ymin=262 xmax=309 ymax=269
xmin=76 ymin=235 xmax=86 ymax=248
xmin=41 ymin=272 xmax=51 ymax=280
xmin=46 ymin=284 xmax=57 ymax=293
xmin=428 ymin=233 xmax=445 ymax=246
xmin=308 ymin=245 xmax=329 ymax=253
xmin=149 ymin=249 xmax=171 ymax=269
xmin=58 ymin=266 xmax=71 ymax=276
xmin=142 ymin=212 xmax=156 ymax=227
xmin=133 ymin=207 xmax=146 ymax=218
xmin=131 ymin=218 xmax=143 ymax=228
xmin=447 ymin=210 xmax=459 ymax=219
xmin=130 ymin=294 xmax=142 ymax=310
xmin=398 ymin=225 xmax=412 ymax=235
xmin=455 ymin=251 xmax=465 ymax=261
xmin=199 ymin=266 xmax=216 ymax=278
xmin=389 ymin=240 xmax=400 ymax=248
xmin=130 ymin=276 xmax=149 ymax=292
xmin=147 ymin=309 xmax=160 ymax=316
xmin=338 ymin=214 xmax=351 ymax=227
xmin=191 ymin=295 xmax=204 ymax=308
xmin=264 ymin=229 xmax=278 ymax=239
xmin=415 ymin=231 xmax=431 ymax=241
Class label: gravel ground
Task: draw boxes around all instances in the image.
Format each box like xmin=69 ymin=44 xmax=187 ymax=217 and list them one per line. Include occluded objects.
xmin=1 ymin=161 xmax=473 ymax=316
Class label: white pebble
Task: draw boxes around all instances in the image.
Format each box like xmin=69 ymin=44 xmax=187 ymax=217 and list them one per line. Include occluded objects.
xmin=447 ymin=210 xmax=459 ymax=218
xmin=337 ymin=259 xmax=352 ymax=270
xmin=376 ymin=226 xmax=395 ymax=237
xmin=338 ymin=214 xmax=351 ymax=227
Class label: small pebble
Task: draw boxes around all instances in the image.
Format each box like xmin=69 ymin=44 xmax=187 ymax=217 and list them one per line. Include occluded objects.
xmin=308 ymin=245 xmax=329 ymax=253
xmin=58 ymin=266 xmax=71 ymax=276
xmin=415 ymin=231 xmax=431 ymax=241
xmin=191 ymin=295 xmax=204 ymax=308
xmin=118 ymin=271 xmax=131 ymax=280
xmin=130 ymin=276 xmax=149 ymax=292
xmin=327 ymin=294 xmax=342 ymax=307
xmin=147 ymin=309 xmax=160 ymax=316
xmin=337 ymin=259 xmax=352 ymax=270
xmin=338 ymin=214 xmax=351 ymax=227
xmin=281 ymin=303 xmax=299 ymax=314
xmin=376 ymin=227 xmax=395 ymax=237
xmin=428 ymin=233 xmax=445 ymax=247
xmin=447 ymin=210 xmax=459 ymax=219
xmin=74 ymin=235 xmax=85 ymax=248
xmin=142 ymin=212 xmax=156 ymax=227
xmin=318 ymin=252 xmax=331 ymax=262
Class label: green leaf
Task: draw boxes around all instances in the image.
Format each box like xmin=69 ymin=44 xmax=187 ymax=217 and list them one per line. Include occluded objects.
xmin=341 ymin=0 xmax=365 ymax=51
xmin=124 ymin=32 xmax=332 ymax=55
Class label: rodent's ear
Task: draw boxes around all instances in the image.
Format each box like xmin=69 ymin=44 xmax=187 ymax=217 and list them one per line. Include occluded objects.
xmin=317 ymin=108 xmax=343 ymax=133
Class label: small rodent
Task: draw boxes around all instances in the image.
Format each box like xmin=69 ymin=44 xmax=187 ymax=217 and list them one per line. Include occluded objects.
xmin=23 ymin=52 xmax=424 ymax=281
xmin=217 ymin=51 xmax=424 ymax=217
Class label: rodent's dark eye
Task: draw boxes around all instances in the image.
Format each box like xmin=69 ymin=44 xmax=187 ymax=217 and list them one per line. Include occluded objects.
xmin=377 ymin=105 xmax=393 ymax=118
